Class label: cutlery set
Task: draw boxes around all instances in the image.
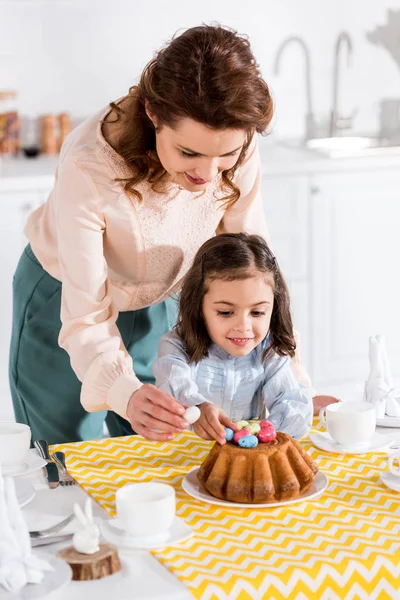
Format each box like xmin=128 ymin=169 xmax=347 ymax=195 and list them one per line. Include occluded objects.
xmin=29 ymin=514 xmax=75 ymax=547
xmin=27 ymin=442 xmax=77 ymax=546
xmin=34 ymin=440 xmax=76 ymax=488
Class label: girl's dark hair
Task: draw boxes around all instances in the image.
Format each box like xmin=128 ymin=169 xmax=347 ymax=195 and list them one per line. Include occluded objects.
xmin=104 ymin=24 xmax=273 ymax=206
xmin=176 ymin=233 xmax=296 ymax=363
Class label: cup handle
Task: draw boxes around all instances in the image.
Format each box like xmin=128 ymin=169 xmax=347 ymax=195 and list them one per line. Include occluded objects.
xmin=319 ymin=407 xmax=327 ymax=428
xmin=388 ymin=454 xmax=400 ymax=476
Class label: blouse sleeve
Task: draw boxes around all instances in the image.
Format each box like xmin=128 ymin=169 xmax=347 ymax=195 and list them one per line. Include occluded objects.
xmin=55 ymin=157 xmax=141 ymax=420
xmin=153 ymin=331 xmax=208 ymax=407
xmin=217 ymin=136 xmax=271 ymax=243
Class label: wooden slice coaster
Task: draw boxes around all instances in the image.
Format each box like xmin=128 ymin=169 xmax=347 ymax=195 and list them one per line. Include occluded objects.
xmin=57 ymin=542 xmax=121 ymax=580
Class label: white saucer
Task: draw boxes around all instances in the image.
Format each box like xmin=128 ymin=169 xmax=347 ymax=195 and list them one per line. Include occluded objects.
xmin=309 ymin=431 xmax=394 ymax=455
xmin=0 ymin=554 xmax=71 ymax=598
xmin=380 ymin=472 xmax=400 ymax=492
xmin=100 ymin=516 xmax=193 ymax=550
xmin=1 ymin=450 xmax=47 ymax=477
xmin=376 ymin=415 xmax=400 ymax=428
xmin=182 ymin=467 xmax=328 ymax=508
xmin=15 ymin=478 xmax=35 ymax=508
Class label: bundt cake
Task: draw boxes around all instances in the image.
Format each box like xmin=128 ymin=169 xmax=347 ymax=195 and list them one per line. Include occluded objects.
xmin=197 ymin=431 xmax=318 ymax=504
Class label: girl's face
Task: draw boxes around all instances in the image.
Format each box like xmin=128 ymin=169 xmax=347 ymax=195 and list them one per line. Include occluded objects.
xmin=149 ymin=115 xmax=247 ymax=192
xmin=202 ymin=275 xmax=274 ymax=357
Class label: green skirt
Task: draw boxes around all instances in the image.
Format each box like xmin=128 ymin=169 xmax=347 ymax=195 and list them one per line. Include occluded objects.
xmin=9 ymin=245 xmax=177 ymax=444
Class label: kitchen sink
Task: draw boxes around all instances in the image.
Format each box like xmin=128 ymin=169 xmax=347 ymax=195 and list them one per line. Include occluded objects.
xmin=278 ymin=137 xmax=400 ymax=158
xmin=306 ymin=136 xmax=400 ymax=158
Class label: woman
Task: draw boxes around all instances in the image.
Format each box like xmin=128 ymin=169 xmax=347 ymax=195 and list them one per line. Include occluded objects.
xmin=9 ymin=24 xmax=312 ymax=445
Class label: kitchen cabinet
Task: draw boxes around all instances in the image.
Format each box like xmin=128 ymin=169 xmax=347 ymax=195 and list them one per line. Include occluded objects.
xmin=0 ymin=186 xmax=51 ymax=420
xmin=262 ymin=165 xmax=400 ymax=396
xmin=309 ymin=169 xmax=400 ymax=391
xmin=262 ymin=174 xmax=311 ymax=368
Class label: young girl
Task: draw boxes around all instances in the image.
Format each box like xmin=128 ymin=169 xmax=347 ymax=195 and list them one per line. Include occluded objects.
xmin=153 ymin=233 xmax=313 ymax=445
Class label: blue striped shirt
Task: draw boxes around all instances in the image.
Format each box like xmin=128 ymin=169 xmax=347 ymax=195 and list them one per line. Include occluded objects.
xmin=153 ymin=330 xmax=313 ymax=439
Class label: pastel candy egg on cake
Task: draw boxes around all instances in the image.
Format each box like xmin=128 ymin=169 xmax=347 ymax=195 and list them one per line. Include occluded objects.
xmin=238 ymin=434 xmax=259 ymax=448
xmin=233 ymin=428 xmax=251 ymax=444
xmin=247 ymin=422 xmax=261 ymax=435
xmin=257 ymin=421 xmax=277 ymax=443
xmin=224 ymin=427 xmax=234 ymax=442
xmin=235 ymin=420 xmax=249 ymax=430
xmin=260 ymin=420 xmax=275 ymax=431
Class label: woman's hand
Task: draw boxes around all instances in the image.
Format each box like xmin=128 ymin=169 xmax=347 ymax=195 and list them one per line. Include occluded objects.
xmin=193 ymin=403 xmax=238 ymax=445
xmin=127 ymin=384 xmax=189 ymax=441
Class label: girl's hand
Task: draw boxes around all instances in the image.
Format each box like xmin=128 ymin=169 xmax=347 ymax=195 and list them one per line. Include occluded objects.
xmin=312 ymin=394 xmax=339 ymax=416
xmin=127 ymin=384 xmax=189 ymax=441
xmin=193 ymin=403 xmax=238 ymax=445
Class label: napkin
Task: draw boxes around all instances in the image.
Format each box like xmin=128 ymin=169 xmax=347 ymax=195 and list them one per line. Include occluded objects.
xmin=0 ymin=465 xmax=53 ymax=593
xmin=364 ymin=335 xmax=400 ymax=418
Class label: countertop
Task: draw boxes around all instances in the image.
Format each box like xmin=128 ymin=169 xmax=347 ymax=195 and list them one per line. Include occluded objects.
xmin=1 ymin=138 xmax=400 ymax=192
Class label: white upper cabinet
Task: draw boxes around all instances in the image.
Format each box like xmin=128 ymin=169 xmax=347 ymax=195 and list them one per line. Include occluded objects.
xmin=309 ymin=169 xmax=400 ymax=388
xmin=261 ymin=174 xmax=311 ymax=369
xmin=262 ymin=174 xmax=310 ymax=282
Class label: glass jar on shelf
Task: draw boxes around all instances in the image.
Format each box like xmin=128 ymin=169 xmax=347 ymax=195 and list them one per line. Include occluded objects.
xmin=21 ymin=116 xmax=41 ymax=158
xmin=0 ymin=91 xmax=20 ymax=155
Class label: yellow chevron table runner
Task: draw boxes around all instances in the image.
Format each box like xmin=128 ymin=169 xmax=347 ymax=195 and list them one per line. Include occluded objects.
xmin=52 ymin=427 xmax=400 ymax=600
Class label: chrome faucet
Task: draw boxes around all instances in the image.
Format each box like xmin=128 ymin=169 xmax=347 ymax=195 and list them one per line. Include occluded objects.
xmin=274 ymin=36 xmax=315 ymax=140
xmin=329 ymin=32 xmax=353 ymax=136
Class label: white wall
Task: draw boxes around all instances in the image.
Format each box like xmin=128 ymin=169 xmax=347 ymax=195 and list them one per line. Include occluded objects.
xmin=1 ymin=0 xmax=399 ymax=139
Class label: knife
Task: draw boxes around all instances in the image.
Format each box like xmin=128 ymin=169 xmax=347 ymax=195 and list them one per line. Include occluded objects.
xmin=31 ymin=533 xmax=73 ymax=547
xmin=34 ymin=440 xmax=59 ymax=489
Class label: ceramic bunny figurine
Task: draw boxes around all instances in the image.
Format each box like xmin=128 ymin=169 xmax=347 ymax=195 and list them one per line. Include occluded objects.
xmin=72 ymin=498 xmax=100 ymax=554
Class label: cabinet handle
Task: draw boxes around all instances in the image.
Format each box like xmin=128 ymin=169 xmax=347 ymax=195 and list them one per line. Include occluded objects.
xmin=310 ymin=186 xmax=320 ymax=195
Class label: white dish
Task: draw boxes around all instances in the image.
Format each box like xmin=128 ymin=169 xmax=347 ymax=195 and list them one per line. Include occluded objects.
xmin=0 ymin=554 xmax=71 ymax=598
xmin=1 ymin=449 xmax=46 ymax=478
xmin=309 ymin=431 xmax=394 ymax=455
xmin=182 ymin=467 xmax=328 ymax=508
xmin=376 ymin=415 xmax=400 ymax=428
xmin=15 ymin=478 xmax=35 ymax=508
xmin=100 ymin=516 xmax=193 ymax=550
xmin=380 ymin=472 xmax=400 ymax=492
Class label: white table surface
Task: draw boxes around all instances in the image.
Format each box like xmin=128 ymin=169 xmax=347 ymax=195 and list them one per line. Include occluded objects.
xmin=18 ymin=425 xmax=400 ymax=600
xmin=21 ymin=471 xmax=193 ymax=600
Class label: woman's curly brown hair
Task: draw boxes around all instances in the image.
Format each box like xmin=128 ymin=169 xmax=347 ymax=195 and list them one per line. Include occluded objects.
xmin=104 ymin=24 xmax=273 ymax=207
xmin=176 ymin=233 xmax=296 ymax=363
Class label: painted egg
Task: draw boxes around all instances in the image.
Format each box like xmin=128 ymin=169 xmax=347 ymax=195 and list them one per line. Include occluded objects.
xmin=247 ymin=422 xmax=261 ymax=435
xmin=224 ymin=427 xmax=234 ymax=442
xmin=183 ymin=406 xmax=201 ymax=425
xmin=238 ymin=435 xmax=259 ymax=448
xmin=260 ymin=420 xmax=275 ymax=431
xmin=258 ymin=428 xmax=277 ymax=443
xmin=235 ymin=420 xmax=249 ymax=430
xmin=233 ymin=428 xmax=251 ymax=444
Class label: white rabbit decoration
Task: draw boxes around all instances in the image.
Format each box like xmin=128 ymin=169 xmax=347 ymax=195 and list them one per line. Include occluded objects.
xmin=72 ymin=498 xmax=100 ymax=555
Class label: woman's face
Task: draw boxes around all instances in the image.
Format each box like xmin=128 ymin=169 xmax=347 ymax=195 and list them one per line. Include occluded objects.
xmin=150 ymin=115 xmax=247 ymax=192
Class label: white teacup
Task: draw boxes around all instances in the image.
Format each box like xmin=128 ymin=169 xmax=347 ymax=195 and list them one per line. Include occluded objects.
xmin=115 ymin=482 xmax=176 ymax=540
xmin=0 ymin=422 xmax=31 ymax=472
xmin=388 ymin=453 xmax=400 ymax=477
xmin=319 ymin=401 xmax=376 ymax=448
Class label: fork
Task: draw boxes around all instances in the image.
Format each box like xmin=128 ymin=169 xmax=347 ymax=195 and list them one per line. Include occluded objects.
xmin=29 ymin=514 xmax=74 ymax=539
xmin=51 ymin=451 xmax=76 ymax=486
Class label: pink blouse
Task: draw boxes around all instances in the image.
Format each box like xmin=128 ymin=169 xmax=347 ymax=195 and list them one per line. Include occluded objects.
xmin=25 ymin=104 xmax=270 ymax=420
